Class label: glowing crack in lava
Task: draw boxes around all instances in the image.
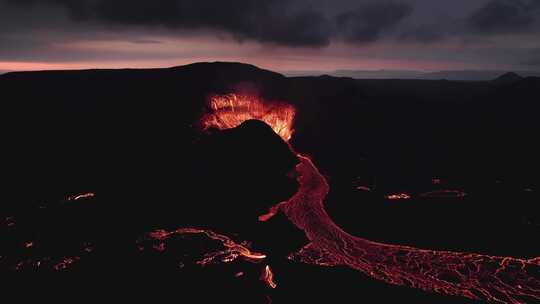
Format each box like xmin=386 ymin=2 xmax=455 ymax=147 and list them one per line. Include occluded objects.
xmin=261 ymin=265 xmax=277 ymax=289
xmin=201 ymin=94 xmax=295 ymax=142
xmin=67 ymin=192 xmax=95 ymax=201
xmin=385 ymin=193 xmax=412 ymax=200
xmin=201 ymin=94 xmax=540 ymax=303
xmin=140 ymin=228 xmax=267 ymax=266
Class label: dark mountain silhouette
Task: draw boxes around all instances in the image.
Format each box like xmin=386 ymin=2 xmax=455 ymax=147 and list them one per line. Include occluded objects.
xmin=492 ymin=72 xmax=523 ymax=85
xmin=315 ymin=69 xmax=540 ymax=80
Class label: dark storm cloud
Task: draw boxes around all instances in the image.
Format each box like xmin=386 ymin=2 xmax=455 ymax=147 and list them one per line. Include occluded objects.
xmin=0 ymin=36 xmax=52 ymax=58
xmin=3 ymin=0 xmax=332 ymax=47
xmin=468 ymin=0 xmax=540 ymax=33
xmin=3 ymin=0 xmax=540 ymax=73
xmin=399 ymin=24 xmax=446 ymax=43
xmin=521 ymin=49 xmax=540 ymax=66
xmin=2 ymin=0 xmax=418 ymax=47
xmin=336 ymin=1 xmax=413 ymax=43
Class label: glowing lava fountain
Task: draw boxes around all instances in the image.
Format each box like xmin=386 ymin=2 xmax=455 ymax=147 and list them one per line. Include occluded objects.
xmin=201 ymin=94 xmax=295 ymax=142
xmin=201 ymin=93 xmax=540 ymax=304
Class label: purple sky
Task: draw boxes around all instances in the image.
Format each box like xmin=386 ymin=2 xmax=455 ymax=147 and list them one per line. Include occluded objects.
xmin=1 ymin=0 xmax=540 ymax=74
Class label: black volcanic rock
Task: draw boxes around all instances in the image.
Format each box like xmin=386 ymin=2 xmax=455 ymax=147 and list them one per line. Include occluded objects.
xmin=492 ymin=72 xmax=523 ymax=85
xmin=198 ymin=119 xmax=298 ymax=178
xmin=194 ymin=120 xmax=299 ymax=230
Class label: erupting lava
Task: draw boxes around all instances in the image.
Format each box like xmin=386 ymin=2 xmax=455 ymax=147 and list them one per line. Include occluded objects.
xmin=201 ymin=93 xmax=540 ymax=304
xmin=201 ymin=94 xmax=295 ymax=142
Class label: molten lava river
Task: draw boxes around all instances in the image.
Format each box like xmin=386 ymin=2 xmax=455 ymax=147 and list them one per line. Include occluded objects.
xmin=200 ymin=94 xmax=540 ymax=304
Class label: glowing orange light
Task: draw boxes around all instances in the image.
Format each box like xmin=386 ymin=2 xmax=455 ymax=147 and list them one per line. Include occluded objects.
xmin=143 ymin=228 xmax=267 ymax=266
xmin=258 ymin=202 xmax=287 ymax=222
xmin=385 ymin=193 xmax=411 ymax=200
xmin=235 ymin=271 xmax=244 ymax=278
xmin=261 ymin=265 xmax=277 ymax=289
xmin=68 ymin=192 xmax=95 ymax=201
xmin=356 ymin=186 xmax=372 ymax=192
xmin=53 ymin=256 xmax=81 ymax=271
xmin=201 ymin=94 xmax=296 ymax=142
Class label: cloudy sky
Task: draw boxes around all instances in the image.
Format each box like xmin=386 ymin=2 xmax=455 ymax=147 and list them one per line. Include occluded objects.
xmin=1 ymin=0 xmax=540 ymax=74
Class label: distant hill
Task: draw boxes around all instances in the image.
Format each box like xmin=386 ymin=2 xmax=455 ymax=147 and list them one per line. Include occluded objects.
xmin=287 ymin=69 xmax=540 ymax=81
xmin=491 ymin=72 xmax=523 ymax=85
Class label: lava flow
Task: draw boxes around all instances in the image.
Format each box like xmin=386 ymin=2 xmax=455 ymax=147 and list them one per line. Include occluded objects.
xmin=261 ymin=265 xmax=277 ymax=289
xmin=201 ymin=93 xmax=540 ymax=304
xmin=385 ymin=193 xmax=412 ymax=200
xmin=140 ymin=228 xmax=267 ymax=266
xmin=67 ymin=192 xmax=96 ymax=201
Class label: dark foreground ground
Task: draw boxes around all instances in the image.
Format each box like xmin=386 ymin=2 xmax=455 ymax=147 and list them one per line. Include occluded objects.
xmin=1 ymin=62 xmax=539 ymax=303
